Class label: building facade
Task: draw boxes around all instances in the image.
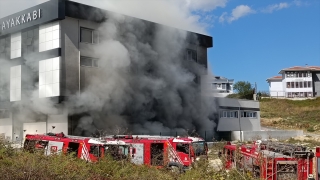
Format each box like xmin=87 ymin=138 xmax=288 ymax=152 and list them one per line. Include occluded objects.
xmin=215 ymin=97 xmax=261 ymax=141
xmin=0 ymin=0 xmax=213 ymax=141
xmin=201 ymin=75 xmax=234 ymax=97
xmin=267 ymin=66 xmax=320 ymax=98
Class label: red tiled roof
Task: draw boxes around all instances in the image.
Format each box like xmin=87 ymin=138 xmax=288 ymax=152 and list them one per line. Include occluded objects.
xmin=278 ymin=66 xmax=320 ymax=74
xmin=266 ymin=76 xmax=282 ymax=81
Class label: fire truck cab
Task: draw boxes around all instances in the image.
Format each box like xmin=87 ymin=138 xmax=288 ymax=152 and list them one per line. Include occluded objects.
xmin=104 ymin=135 xmax=208 ymax=171
xmin=222 ymin=140 xmax=314 ymax=180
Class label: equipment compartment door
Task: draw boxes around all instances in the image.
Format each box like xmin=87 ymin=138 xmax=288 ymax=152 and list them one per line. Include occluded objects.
xmin=131 ymin=143 xmax=144 ymax=165
xmin=46 ymin=141 xmax=64 ymax=155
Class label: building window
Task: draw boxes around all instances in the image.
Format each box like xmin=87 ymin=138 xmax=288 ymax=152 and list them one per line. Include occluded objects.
xmin=241 ymin=111 xmax=257 ymax=118
xmin=39 ymin=21 xmax=60 ymax=52
xmin=186 ymin=49 xmax=197 ymax=62
xmin=295 ymin=82 xmax=299 ymax=88
xmin=0 ymin=36 xmax=10 ymax=59
xmin=290 ymin=82 xmax=294 ymax=88
xmin=39 ymin=57 xmax=60 ymax=98
xmin=299 ymin=82 xmax=303 ymax=88
xmin=308 ymin=81 xmax=312 ymax=88
xmin=10 ymin=65 xmax=21 ymax=101
xmin=11 ymin=32 xmax=21 ymax=59
xmin=220 ymin=111 xmax=238 ymax=118
xmin=286 ymin=82 xmax=290 ymax=88
xmin=80 ymin=27 xmax=98 ymax=44
xmin=304 ymin=81 xmax=307 ymax=88
xmin=222 ymin=84 xmax=226 ymax=89
xmin=80 ymin=56 xmax=99 ymax=67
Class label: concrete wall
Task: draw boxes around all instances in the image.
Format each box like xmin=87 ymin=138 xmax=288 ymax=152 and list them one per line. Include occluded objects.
xmin=231 ymin=130 xmax=303 ymax=141
xmin=216 ymin=97 xmax=261 ymax=132
xmin=313 ymin=72 xmax=320 ymax=97
xmin=0 ymin=117 xmax=12 ymax=141
xmin=269 ymin=80 xmax=285 ymax=97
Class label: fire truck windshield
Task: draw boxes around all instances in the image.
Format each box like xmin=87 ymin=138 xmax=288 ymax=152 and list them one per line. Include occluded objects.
xmin=192 ymin=141 xmax=206 ymax=156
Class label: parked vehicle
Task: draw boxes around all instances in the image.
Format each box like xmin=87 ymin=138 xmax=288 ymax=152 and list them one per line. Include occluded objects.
xmin=23 ymin=133 xmax=208 ymax=172
xmin=222 ymin=140 xmax=314 ymax=180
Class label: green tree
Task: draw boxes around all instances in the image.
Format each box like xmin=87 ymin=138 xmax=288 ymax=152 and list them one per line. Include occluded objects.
xmin=229 ymin=81 xmax=254 ymax=100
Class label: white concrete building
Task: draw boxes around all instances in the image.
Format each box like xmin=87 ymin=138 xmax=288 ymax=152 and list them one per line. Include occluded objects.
xmin=267 ymin=66 xmax=320 ymax=98
xmin=201 ymin=75 xmax=234 ymax=97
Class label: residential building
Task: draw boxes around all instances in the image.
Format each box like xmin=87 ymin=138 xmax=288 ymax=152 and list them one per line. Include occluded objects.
xmin=201 ymin=75 xmax=234 ymax=97
xmin=0 ymin=0 xmax=213 ymax=141
xmin=267 ymin=66 xmax=320 ymax=98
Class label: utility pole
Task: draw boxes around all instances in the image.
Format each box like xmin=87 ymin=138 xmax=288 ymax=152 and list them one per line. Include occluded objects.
xmin=238 ymin=106 xmax=242 ymax=142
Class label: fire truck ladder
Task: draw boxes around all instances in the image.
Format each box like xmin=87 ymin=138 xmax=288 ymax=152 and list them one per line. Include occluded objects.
xmin=260 ymin=141 xmax=306 ymax=156
xmin=165 ymin=139 xmax=184 ymax=166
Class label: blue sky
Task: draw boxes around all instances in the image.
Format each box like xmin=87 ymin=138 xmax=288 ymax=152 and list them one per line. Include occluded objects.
xmin=1 ymin=0 xmax=319 ymax=92
xmin=205 ymin=0 xmax=320 ymax=91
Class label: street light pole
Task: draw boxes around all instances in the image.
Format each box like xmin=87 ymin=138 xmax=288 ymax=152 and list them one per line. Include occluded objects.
xmin=238 ymin=106 xmax=242 ymax=142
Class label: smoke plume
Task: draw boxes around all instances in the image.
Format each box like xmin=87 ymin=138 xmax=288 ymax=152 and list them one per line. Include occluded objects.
xmin=65 ymin=11 xmax=217 ymax=136
xmin=0 ymin=0 xmax=219 ymax=138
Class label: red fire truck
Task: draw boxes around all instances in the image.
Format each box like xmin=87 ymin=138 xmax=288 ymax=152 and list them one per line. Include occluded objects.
xmin=24 ymin=133 xmax=207 ymax=172
xmin=103 ymin=135 xmax=208 ymax=171
xmin=222 ymin=140 xmax=314 ymax=180
xmin=314 ymin=147 xmax=320 ymax=180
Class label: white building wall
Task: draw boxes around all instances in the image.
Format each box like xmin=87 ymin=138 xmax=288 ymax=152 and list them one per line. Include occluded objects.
xmin=269 ymin=81 xmax=284 ymax=97
xmin=23 ymin=122 xmax=47 ymax=138
xmin=47 ymin=110 xmax=68 ymax=134
xmin=0 ymin=118 xmax=12 ymax=141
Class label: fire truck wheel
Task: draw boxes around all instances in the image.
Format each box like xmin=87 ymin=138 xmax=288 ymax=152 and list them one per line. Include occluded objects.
xmin=169 ymin=165 xmax=181 ymax=174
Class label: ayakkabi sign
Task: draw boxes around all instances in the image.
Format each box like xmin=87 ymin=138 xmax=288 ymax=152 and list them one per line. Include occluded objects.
xmin=1 ymin=9 xmax=41 ymax=30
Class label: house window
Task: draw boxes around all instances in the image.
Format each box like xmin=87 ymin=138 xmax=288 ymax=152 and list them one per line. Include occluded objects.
xmin=39 ymin=57 xmax=60 ymax=98
xmin=80 ymin=56 xmax=99 ymax=67
xmin=291 ymin=82 xmax=294 ymax=88
xmin=80 ymin=27 xmax=98 ymax=44
xmin=10 ymin=65 xmax=21 ymax=101
xmin=222 ymin=84 xmax=226 ymax=89
xmin=186 ymin=49 xmax=197 ymax=62
xmin=39 ymin=21 xmax=60 ymax=52
xmin=11 ymin=32 xmax=21 ymax=59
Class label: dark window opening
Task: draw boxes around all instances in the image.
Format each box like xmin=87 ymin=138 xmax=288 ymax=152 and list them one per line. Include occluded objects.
xmin=104 ymin=145 xmax=129 ymax=161
xmin=90 ymin=145 xmax=103 ymax=157
xmin=67 ymin=142 xmax=80 ymax=157
xmin=186 ymin=49 xmax=197 ymax=62
xmin=80 ymin=56 xmax=99 ymax=67
xmin=151 ymin=143 xmax=164 ymax=166
xmin=80 ymin=27 xmax=98 ymax=44
xmin=176 ymin=143 xmax=189 ymax=154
